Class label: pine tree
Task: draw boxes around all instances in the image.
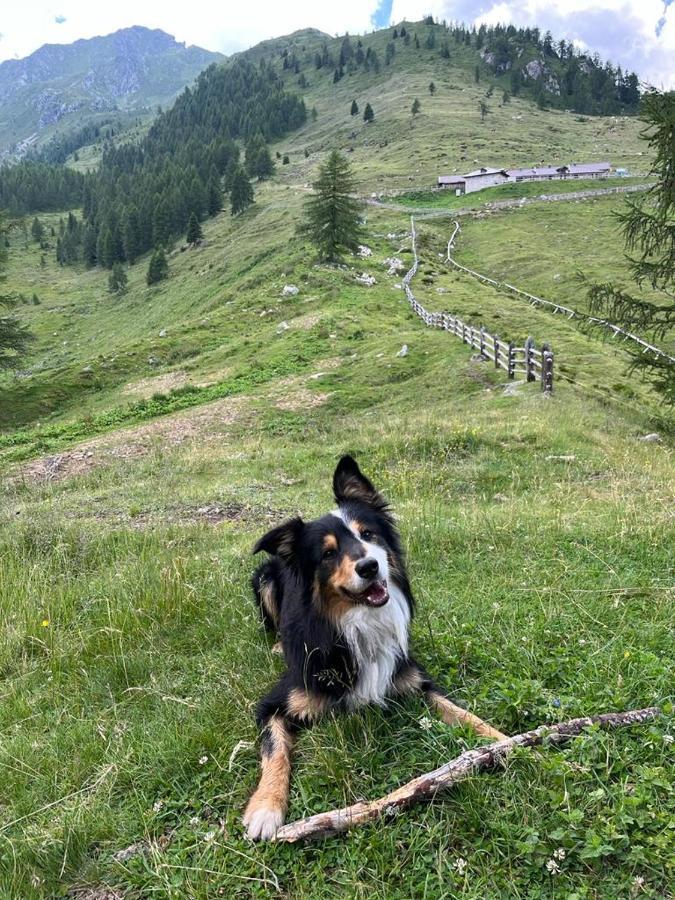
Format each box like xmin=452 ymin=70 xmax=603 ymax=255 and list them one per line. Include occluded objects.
xmin=350 ymin=99 xmax=359 ymax=116
xmin=479 ymin=100 xmax=489 ymax=121
xmin=146 ymin=247 xmax=169 ymax=285
xmin=429 ymin=82 xmax=436 ymax=94
xmin=186 ymin=213 xmax=203 ymax=244
xmin=586 ymin=89 xmax=675 ymax=401
xmin=122 ymin=207 xmax=140 ymax=264
xmin=475 ymin=64 xmax=480 ymax=83
xmin=31 ymin=217 xmax=44 ymax=243
xmin=363 ymin=103 xmax=375 ymax=123
xmin=108 ymin=262 xmax=128 ymax=294
xmin=0 ymin=216 xmax=33 ymax=367
xmin=207 ymin=178 xmax=223 ymax=216
xmin=411 ymin=98 xmax=421 ymax=116
xmin=301 ymin=149 xmax=363 ymax=262
xmin=230 ymin=168 xmax=254 ymax=216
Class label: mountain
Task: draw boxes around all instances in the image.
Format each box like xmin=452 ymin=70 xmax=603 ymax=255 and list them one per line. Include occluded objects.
xmin=0 ymin=26 xmax=223 ymax=156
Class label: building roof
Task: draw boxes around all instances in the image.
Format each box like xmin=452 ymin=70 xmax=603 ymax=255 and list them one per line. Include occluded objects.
xmin=463 ymin=167 xmax=509 ymax=178
xmin=507 ymin=162 xmax=611 ymax=178
xmin=438 ymin=175 xmax=466 ymax=185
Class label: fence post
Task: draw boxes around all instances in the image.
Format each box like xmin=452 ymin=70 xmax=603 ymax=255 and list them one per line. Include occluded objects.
xmin=525 ymin=336 xmax=535 ymax=382
xmin=494 ymin=335 xmax=500 ymax=368
xmin=507 ymin=341 xmax=515 ymax=379
xmin=542 ymin=344 xmax=554 ymax=394
xmin=479 ymin=326 xmax=486 ymax=358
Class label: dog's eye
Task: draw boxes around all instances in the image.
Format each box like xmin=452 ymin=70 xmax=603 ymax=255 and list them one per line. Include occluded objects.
xmin=360 ymin=529 xmax=374 ymax=542
xmin=322 ymin=548 xmax=336 ymax=560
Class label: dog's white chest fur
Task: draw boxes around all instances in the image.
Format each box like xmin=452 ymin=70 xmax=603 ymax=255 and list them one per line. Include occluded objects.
xmin=340 ymin=585 xmax=410 ymax=709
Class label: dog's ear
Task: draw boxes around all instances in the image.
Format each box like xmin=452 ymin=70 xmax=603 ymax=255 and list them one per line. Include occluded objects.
xmin=253 ymin=517 xmax=304 ymax=563
xmin=333 ymin=455 xmax=390 ymax=515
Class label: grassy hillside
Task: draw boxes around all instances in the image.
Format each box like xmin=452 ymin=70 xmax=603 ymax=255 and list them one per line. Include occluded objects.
xmin=1 ymin=20 xmax=673 ymax=900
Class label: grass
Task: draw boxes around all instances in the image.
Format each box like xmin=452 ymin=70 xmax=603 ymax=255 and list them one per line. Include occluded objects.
xmin=1 ymin=23 xmax=673 ymax=898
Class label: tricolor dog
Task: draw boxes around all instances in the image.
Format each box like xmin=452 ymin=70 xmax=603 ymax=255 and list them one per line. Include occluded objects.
xmin=244 ymin=455 xmax=506 ymax=840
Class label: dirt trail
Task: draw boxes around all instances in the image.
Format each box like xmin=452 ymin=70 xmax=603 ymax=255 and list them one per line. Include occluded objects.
xmin=8 ymin=396 xmax=249 ymax=484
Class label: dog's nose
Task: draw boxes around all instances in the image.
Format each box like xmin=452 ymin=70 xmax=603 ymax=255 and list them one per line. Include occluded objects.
xmin=355 ymin=557 xmax=379 ymax=580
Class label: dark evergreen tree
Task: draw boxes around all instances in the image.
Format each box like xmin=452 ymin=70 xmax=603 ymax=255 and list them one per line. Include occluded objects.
xmin=0 ymin=217 xmax=33 ymax=368
xmin=586 ymin=89 xmax=675 ymax=401
xmin=475 ymin=64 xmax=480 ymax=83
xmin=301 ymin=150 xmax=363 ymax=262
xmin=186 ymin=213 xmax=203 ymax=244
xmin=108 ymin=262 xmax=128 ymax=294
xmin=412 ymin=98 xmax=421 ymax=116
xmin=363 ymin=102 xmax=375 ymax=123
xmin=146 ymin=247 xmax=169 ymax=285
xmin=207 ymin=178 xmax=223 ymax=216
xmin=230 ymin=168 xmax=254 ymax=216
xmin=429 ymin=82 xmax=436 ymax=94
xmin=31 ymin=217 xmax=45 ymax=243
xmin=350 ymin=99 xmax=359 ymax=116
xmin=122 ymin=207 xmax=140 ymax=264
xmin=479 ymin=100 xmax=490 ymax=121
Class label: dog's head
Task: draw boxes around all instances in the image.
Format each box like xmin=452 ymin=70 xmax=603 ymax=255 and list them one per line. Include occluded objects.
xmin=254 ymin=456 xmax=406 ymax=615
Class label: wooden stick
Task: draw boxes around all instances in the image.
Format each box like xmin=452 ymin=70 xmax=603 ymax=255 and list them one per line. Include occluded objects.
xmin=273 ymin=707 xmax=659 ymax=843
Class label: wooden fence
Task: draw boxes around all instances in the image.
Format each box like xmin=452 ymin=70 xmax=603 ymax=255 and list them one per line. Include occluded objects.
xmin=403 ymin=217 xmax=554 ymax=392
xmin=446 ymin=221 xmax=675 ymax=366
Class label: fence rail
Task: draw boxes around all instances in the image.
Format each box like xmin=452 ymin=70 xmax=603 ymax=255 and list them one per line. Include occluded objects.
xmin=404 ymin=217 xmax=554 ymax=392
xmin=446 ymin=221 xmax=675 ymax=365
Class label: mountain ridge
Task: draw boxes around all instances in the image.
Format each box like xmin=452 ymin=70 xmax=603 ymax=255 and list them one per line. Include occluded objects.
xmin=0 ymin=26 xmax=223 ymax=156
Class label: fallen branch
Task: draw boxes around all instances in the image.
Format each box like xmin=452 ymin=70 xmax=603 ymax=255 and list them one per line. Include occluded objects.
xmin=274 ymin=707 xmax=660 ymax=842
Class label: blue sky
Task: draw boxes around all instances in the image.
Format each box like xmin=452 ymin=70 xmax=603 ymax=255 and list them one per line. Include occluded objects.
xmin=1 ymin=1 xmax=673 ymax=86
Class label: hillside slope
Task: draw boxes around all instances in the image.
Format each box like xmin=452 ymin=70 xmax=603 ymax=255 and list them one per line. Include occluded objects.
xmin=0 ymin=26 xmax=222 ymax=157
xmin=0 ymin=22 xmax=673 ymax=900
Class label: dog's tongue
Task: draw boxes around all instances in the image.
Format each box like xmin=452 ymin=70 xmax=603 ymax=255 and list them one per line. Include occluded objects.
xmin=365 ymin=580 xmax=389 ymax=607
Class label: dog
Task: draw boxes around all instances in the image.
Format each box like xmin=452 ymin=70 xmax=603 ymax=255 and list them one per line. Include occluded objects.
xmin=243 ymin=455 xmax=507 ymax=840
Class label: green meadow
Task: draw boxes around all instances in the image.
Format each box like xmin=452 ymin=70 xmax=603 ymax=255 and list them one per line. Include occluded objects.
xmin=1 ymin=20 xmax=673 ymax=899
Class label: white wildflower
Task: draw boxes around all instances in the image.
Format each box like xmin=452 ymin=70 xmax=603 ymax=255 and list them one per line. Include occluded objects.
xmin=553 ymin=847 xmax=566 ymax=860
xmin=153 ymin=800 xmax=164 ymax=813
xmin=453 ymin=857 xmax=467 ymax=876
xmin=199 ymin=755 xmax=209 ymax=765
xmin=203 ymin=830 xmax=216 ymax=843
xmin=189 ymin=816 xmax=200 ymax=827
xmin=419 ymin=716 xmax=433 ymax=731
xmin=545 ymin=859 xmax=560 ymax=875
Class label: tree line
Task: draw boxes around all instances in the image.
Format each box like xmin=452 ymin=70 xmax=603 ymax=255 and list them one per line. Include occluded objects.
xmin=0 ymin=57 xmax=306 ymax=268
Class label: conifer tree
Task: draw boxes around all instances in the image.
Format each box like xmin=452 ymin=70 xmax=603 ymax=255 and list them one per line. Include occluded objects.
xmin=429 ymin=82 xmax=436 ymax=94
xmin=122 ymin=207 xmax=140 ymax=264
xmin=0 ymin=217 xmax=33 ymax=368
xmin=186 ymin=213 xmax=203 ymax=244
xmin=146 ymin=247 xmax=169 ymax=285
xmin=31 ymin=217 xmax=44 ymax=243
xmin=350 ymin=99 xmax=359 ymax=116
xmin=230 ymin=168 xmax=255 ymax=216
xmin=301 ymin=150 xmax=363 ymax=262
xmin=586 ymin=89 xmax=675 ymax=401
xmin=412 ymin=98 xmax=421 ymax=116
xmin=207 ymin=178 xmax=223 ymax=216
xmin=363 ymin=102 xmax=375 ymax=123
xmin=108 ymin=262 xmax=128 ymax=294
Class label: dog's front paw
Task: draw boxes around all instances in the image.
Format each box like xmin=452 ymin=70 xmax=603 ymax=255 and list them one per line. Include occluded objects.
xmin=243 ymin=803 xmax=284 ymax=841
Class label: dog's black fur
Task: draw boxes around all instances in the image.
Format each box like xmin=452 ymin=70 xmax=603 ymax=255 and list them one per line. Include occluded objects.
xmin=243 ymin=455 xmax=503 ymax=840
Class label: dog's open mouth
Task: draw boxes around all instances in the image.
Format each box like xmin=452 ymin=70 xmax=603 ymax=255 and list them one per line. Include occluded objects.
xmin=346 ymin=579 xmax=390 ymax=607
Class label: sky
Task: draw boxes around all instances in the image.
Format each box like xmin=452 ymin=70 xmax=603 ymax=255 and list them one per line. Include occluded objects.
xmin=0 ymin=0 xmax=673 ymax=87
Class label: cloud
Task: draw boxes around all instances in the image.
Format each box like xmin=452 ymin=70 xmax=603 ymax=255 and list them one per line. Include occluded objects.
xmin=54 ymin=15 xmax=67 ymax=25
